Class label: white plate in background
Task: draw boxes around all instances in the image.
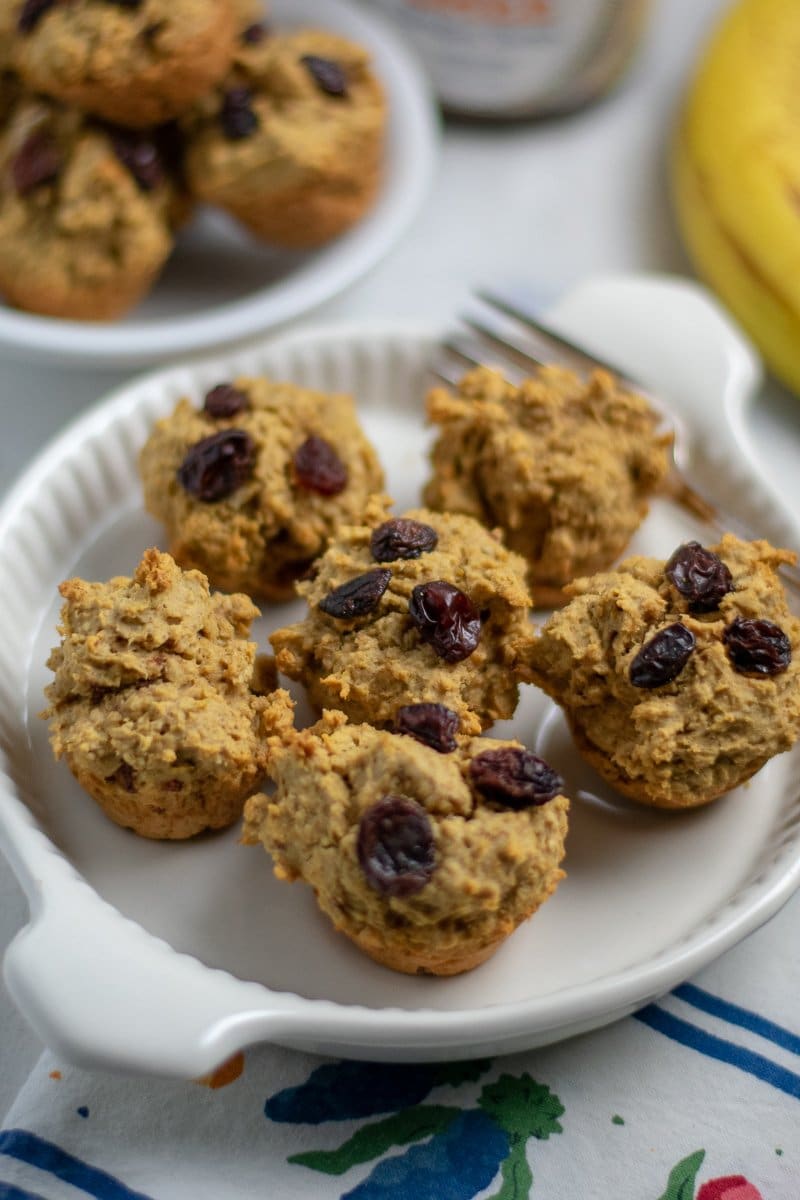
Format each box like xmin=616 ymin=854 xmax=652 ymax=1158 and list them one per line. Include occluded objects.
xmin=2 ymin=274 xmax=800 ymax=1078
xmin=0 ymin=0 xmax=439 ymax=369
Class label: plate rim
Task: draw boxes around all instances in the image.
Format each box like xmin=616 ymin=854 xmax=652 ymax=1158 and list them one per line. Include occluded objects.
xmin=0 ymin=0 xmax=441 ymax=368
xmin=3 ymin=272 xmax=800 ymax=1074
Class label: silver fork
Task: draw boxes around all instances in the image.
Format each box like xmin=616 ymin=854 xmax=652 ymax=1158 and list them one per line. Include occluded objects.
xmin=430 ymin=290 xmax=800 ymax=596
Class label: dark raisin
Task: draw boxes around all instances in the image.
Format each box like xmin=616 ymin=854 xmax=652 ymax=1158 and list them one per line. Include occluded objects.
xmin=371 ymin=518 xmax=438 ymax=562
xmin=666 ymin=541 xmax=733 ymax=612
xmin=319 ymin=569 xmax=391 ymax=619
xmin=141 ymin=19 xmax=166 ymax=43
xmin=292 ymin=435 xmax=347 ymax=496
xmin=11 ymin=130 xmax=62 ymax=195
xmin=220 ymin=88 xmax=259 ymax=140
xmin=177 ymin=429 xmax=255 ymax=502
xmin=395 ymin=703 xmax=460 ymax=753
xmin=203 ymin=383 xmax=249 ymax=419
xmin=301 ymin=54 xmax=348 ymax=97
xmin=409 ymin=580 xmax=481 ymax=663
xmin=107 ymin=762 xmax=136 ymax=793
xmin=357 ymin=795 xmax=435 ymax=897
xmin=470 ymin=747 xmax=563 ymax=808
xmin=241 ymin=21 xmax=269 ymax=43
xmin=163 ymin=779 xmax=184 ymax=792
xmin=111 ymin=129 xmax=163 ymax=191
xmin=17 ymin=0 xmax=55 ymax=33
xmin=629 ymin=623 xmax=695 ymax=688
xmin=724 ymin=617 xmax=791 ymax=676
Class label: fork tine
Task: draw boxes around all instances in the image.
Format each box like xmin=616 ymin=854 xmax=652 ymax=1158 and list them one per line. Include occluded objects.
xmin=476 ymin=288 xmax=644 ymax=390
xmin=427 ymin=340 xmax=485 ymax=389
xmin=440 ymin=339 xmax=485 ymax=372
xmin=459 ymin=316 xmax=547 ymax=374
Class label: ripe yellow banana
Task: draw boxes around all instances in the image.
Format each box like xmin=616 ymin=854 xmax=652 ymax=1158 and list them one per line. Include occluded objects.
xmin=671 ymin=0 xmax=800 ymax=394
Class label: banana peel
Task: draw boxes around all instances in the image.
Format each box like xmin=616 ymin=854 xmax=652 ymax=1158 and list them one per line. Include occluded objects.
xmin=671 ymin=0 xmax=800 ymax=394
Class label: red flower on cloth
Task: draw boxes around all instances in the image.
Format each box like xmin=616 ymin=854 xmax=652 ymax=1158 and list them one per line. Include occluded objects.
xmin=697 ymin=1178 xmax=763 ymax=1200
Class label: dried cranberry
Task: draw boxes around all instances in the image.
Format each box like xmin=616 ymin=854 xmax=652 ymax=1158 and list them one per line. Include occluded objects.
xmin=203 ymin=383 xmax=249 ymax=419
xmin=177 ymin=429 xmax=255 ymax=502
xmin=666 ymin=541 xmax=733 ymax=612
xmin=301 ymin=55 xmax=348 ymax=97
xmin=241 ymin=21 xmax=269 ymax=43
xmin=292 ymin=435 xmax=347 ymax=496
xmin=11 ymin=131 xmax=62 ymax=195
xmin=409 ymin=581 xmax=481 ymax=663
xmin=111 ymin=130 xmax=163 ymax=191
xmin=220 ymin=88 xmax=259 ymax=140
xmin=629 ymin=623 xmax=695 ymax=688
xmin=141 ymin=19 xmax=166 ymax=43
xmin=395 ymin=703 xmax=460 ymax=753
xmin=107 ymin=762 xmax=136 ymax=793
xmin=357 ymin=795 xmax=435 ymax=897
xmin=319 ymin=569 xmax=391 ymax=619
xmin=17 ymin=0 xmax=55 ymax=33
xmin=470 ymin=747 xmax=563 ymax=809
xmin=371 ymin=518 xmax=438 ymax=562
xmin=724 ymin=617 xmax=791 ymax=676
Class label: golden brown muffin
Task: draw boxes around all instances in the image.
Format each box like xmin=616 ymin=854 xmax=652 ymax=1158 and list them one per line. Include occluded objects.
xmin=139 ymin=375 xmax=385 ymax=601
xmin=424 ymin=365 xmax=671 ymax=606
xmin=270 ymin=498 xmax=534 ymax=735
xmin=243 ymin=710 xmax=569 ymax=975
xmin=12 ymin=0 xmax=238 ymax=127
xmin=183 ymin=28 xmax=386 ymax=248
xmin=42 ymin=548 xmax=292 ymax=839
xmin=525 ymin=534 xmax=800 ymax=808
xmin=0 ymin=97 xmax=182 ymax=319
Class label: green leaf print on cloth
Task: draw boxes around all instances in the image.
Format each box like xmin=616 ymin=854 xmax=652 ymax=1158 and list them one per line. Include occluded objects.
xmin=267 ymin=1061 xmax=565 ymax=1200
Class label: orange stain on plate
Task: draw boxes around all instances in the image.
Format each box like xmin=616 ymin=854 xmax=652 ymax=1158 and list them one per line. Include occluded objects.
xmin=195 ymin=1052 xmax=245 ymax=1089
xmin=49 ymin=1071 xmax=62 ymax=1080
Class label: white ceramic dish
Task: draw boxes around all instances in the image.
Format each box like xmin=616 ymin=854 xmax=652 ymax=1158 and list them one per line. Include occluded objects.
xmin=0 ymin=0 xmax=439 ymax=370
xmin=3 ymin=274 xmax=800 ymax=1079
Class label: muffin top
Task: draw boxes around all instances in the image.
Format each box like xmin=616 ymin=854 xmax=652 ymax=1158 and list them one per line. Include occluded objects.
xmin=526 ymin=534 xmax=800 ymax=806
xmin=244 ymin=708 xmax=569 ymax=944
xmin=424 ymin=364 xmax=671 ymax=601
xmin=184 ymin=28 xmax=385 ymax=192
xmin=270 ymin=498 xmax=534 ymax=733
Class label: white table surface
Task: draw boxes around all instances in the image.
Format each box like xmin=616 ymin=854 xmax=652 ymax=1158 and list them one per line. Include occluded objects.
xmin=3 ymin=0 xmax=800 ymax=1118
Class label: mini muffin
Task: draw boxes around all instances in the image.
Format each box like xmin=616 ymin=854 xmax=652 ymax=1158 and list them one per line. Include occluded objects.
xmin=139 ymin=376 xmax=385 ymax=601
xmin=525 ymin=534 xmax=800 ymax=808
xmin=424 ymin=365 xmax=672 ymax=606
xmin=183 ymin=28 xmax=386 ymax=248
xmin=270 ymin=497 xmax=534 ymax=734
xmin=243 ymin=709 xmax=569 ymax=976
xmin=42 ymin=548 xmax=292 ymax=839
xmin=0 ymin=97 xmax=183 ymax=319
xmin=12 ymin=0 xmax=238 ymax=127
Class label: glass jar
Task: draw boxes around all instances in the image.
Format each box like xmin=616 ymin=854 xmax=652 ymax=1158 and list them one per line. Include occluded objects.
xmin=371 ymin=0 xmax=650 ymax=119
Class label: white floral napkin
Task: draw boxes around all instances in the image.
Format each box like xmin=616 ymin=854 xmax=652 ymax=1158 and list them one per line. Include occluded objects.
xmin=1 ymin=889 xmax=798 ymax=1200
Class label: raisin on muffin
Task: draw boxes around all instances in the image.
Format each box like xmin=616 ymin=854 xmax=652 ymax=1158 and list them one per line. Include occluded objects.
xmin=243 ymin=709 xmax=569 ymax=975
xmin=525 ymin=535 xmax=800 ymax=808
xmin=139 ymin=375 xmax=386 ymax=601
xmin=270 ymin=497 xmax=534 ymax=735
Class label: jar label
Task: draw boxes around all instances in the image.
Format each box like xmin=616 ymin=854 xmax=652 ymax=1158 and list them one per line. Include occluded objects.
xmin=373 ymin=0 xmax=640 ymax=114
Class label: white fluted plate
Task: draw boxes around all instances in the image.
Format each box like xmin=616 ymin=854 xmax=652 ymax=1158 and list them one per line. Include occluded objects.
xmin=2 ymin=274 xmax=800 ymax=1077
